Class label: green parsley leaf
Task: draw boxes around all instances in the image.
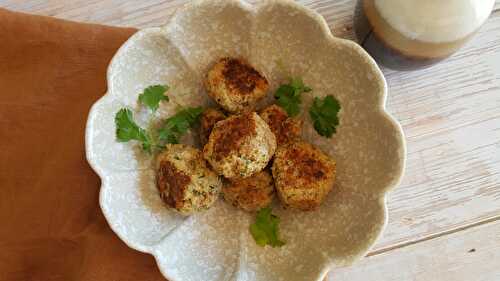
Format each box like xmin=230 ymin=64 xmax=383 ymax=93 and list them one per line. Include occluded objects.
xmin=158 ymin=107 xmax=203 ymax=144
xmin=274 ymin=77 xmax=312 ymax=117
xmin=249 ymin=207 xmax=285 ymax=247
xmin=309 ymin=95 xmax=341 ymax=138
xmin=138 ymin=85 xmax=169 ymax=112
xmin=115 ymin=108 xmax=152 ymax=152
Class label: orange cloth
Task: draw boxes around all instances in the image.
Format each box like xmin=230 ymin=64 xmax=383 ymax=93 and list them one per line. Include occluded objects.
xmin=0 ymin=8 xmax=166 ymax=281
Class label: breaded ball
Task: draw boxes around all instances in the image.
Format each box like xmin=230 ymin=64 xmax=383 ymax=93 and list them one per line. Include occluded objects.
xmin=200 ymin=108 xmax=226 ymax=146
xmin=222 ymin=170 xmax=275 ymax=212
xmin=205 ymin=58 xmax=269 ymax=113
xmin=203 ymin=112 xmax=276 ymax=179
xmin=272 ymin=141 xmax=336 ymax=211
xmin=156 ymin=144 xmax=222 ymax=215
xmin=259 ymin=105 xmax=302 ymax=145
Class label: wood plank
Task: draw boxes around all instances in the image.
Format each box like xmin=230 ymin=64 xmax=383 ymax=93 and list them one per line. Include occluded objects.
xmin=329 ymin=219 xmax=500 ymax=281
xmin=2 ymin=0 xmax=500 ymax=258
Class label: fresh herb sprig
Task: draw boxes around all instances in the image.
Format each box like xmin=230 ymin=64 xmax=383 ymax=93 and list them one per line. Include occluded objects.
xmin=250 ymin=207 xmax=285 ymax=247
xmin=274 ymin=77 xmax=312 ymax=117
xmin=115 ymin=84 xmax=201 ymax=154
xmin=115 ymin=108 xmax=152 ymax=152
xmin=138 ymin=84 xmax=169 ymax=112
xmin=158 ymin=107 xmax=203 ymax=144
xmin=309 ymin=95 xmax=341 ymax=138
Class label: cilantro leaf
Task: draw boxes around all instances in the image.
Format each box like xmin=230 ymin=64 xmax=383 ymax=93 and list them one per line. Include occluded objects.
xmin=115 ymin=108 xmax=152 ymax=152
xmin=274 ymin=77 xmax=312 ymax=117
xmin=158 ymin=107 xmax=203 ymax=144
xmin=249 ymin=207 xmax=285 ymax=247
xmin=138 ymin=84 xmax=169 ymax=112
xmin=275 ymin=84 xmax=300 ymax=117
xmin=309 ymin=95 xmax=341 ymax=138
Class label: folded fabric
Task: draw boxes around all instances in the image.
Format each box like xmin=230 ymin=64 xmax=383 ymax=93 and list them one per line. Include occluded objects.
xmin=0 ymin=8 xmax=166 ymax=281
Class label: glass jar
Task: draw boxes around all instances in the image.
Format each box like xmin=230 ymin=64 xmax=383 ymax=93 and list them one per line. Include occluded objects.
xmin=354 ymin=0 xmax=495 ymax=70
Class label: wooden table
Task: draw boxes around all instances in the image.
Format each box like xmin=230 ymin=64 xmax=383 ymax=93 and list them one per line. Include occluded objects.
xmin=2 ymin=0 xmax=499 ymax=280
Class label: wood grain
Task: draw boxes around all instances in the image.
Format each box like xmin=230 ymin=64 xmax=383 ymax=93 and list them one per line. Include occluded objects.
xmin=374 ymin=10 xmax=500 ymax=252
xmin=1 ymin=0 xmax=500 ymax=279
xmin=329 ymin=219 xmax=500 ymax=281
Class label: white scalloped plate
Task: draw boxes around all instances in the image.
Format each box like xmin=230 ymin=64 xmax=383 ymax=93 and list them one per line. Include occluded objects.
xmin=85 ymin=0 xmax=406 ymax=280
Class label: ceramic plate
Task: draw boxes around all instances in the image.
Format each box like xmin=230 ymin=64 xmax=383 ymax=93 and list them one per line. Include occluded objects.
xmin=85 ymin=0 xmax=406 ymax=280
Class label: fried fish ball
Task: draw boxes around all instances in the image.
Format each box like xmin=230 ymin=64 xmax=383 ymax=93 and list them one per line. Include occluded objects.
xmin=205 ymin=58 xmax=269 ymax=113
xmin=200 ymin=107 xmax=227 ymax=146
xmin=259 ymin=104 xmax=302 ymax=145
xmin=222 ymin=170 xmax=275 ymax=212
xmin=272 ymin=141 xmax=336 ymax=211
xmin=156 ymin=144 xmax=222 ymax=215
xmin=203 ymin=112 xmax=276 ymax=179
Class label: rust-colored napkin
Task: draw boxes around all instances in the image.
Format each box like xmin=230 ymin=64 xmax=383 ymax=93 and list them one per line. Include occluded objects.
xmin=0 ymin=8 xmax=166 ymax=281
